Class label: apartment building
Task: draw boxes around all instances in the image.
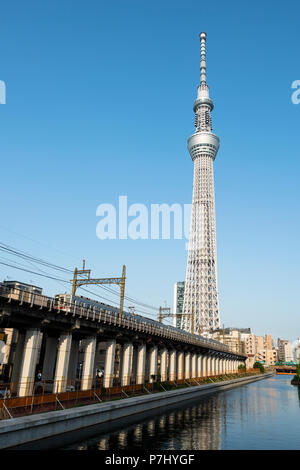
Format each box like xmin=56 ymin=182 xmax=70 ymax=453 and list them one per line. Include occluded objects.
xmin=277 ymin=338 xmax=293 ymax=363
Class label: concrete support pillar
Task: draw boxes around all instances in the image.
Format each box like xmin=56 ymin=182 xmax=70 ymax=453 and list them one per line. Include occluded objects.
xmin=53 ymin=333 xmax=72 ymax=393
xmin=213 ymin=357 xmax=217 ymax=375
xmin=10 ymin=331 xmax=25 ymax=390
xmin=206 ymin=356 xmax=211 ymax=376
xmin=81 ymin=336 xmax=97 ymax=390
xmin=136 ymin=344 xmax=146 ymax=384
xmin=191 ymin=353 xmax=197 ymax=378
xmin=103 ymin=340 xmax=116 ymax=388
xmin=211 ymin=357 xmax=215 ymax=375
xmin=121 ymin=343 xmax=134 ymax=386
xmin=184 ymin=352 xmax=191 ymax=379
xmin=169 ymin=350 xmax=177 ymax=381
xmin=149 ymin=346 xmax=158 ymax=383
xmin=41 ymin=336 xmax=57 ymax=380
xmin=197 ymin=355 xmax=202 ymax=377
xmin=220 ymin=358 xmax=225 ymax=375
xmin=177 ymin=351 xmax=184 ymax=380
xmin=132 ymin=346 xmax=138 ymax=381
xmin=160 ymin=349 xmax=168 ymax=382
xmin=18 ymin=328 xmax=41 ymax=397
xmin=68 ymin=338 xmax=79 ymax=385
xmin=214 ymin=357 xmax=218 ymax=375
xmin=216 ymin=357 xmax=220 ymax=375
xmin=218 ymin=358 xmax=222 ymax=374
xmin=202 ymin=355 xmax=207 ymax=377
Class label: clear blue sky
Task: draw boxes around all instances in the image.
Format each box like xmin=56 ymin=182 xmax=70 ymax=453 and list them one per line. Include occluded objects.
xmin=0 ymin=0 xmax=299 ymax=344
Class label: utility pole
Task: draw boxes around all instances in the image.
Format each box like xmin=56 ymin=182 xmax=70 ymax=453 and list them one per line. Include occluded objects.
xmin=158 ymin=308 xmax=196 ymax=338
xmin=71 ymin=261 xmax=126 ymax=320
xmin=158 ymin=306 xmax=171 ymax=323
xmin=71 ymin=260 xmax=91 ymax=296
xmin=119 ymin=265 xmax=126 ymax=320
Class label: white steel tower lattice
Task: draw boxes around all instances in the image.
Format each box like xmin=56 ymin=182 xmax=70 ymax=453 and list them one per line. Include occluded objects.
xmin=181 ymin=33 xmax=220 ymax=334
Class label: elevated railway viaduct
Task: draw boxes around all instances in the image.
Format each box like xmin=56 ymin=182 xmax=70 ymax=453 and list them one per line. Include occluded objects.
xmin=0 ymin=283 xmax=246 ymax=397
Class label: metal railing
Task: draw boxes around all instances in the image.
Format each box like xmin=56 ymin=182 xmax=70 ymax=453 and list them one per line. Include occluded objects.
xmin=0 ymin=369 xmax=261 ymax=420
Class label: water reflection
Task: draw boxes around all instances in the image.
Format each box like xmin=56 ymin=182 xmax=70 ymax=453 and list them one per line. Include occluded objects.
xmin=63 ymin=376 xmax=300 ymax=450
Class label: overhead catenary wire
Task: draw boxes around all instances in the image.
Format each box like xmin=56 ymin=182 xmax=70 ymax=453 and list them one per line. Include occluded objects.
xmin=0 ymin=260 xmax=161 ymax=323
xmin=0 ymin=241 xmax=163 ymax=320
xmin=0 ymin=259 xmax=139 ymax=312
xmin=0 ymin=242 xmax=72 ymax=274
xmin=0 ymin=241 xmax=159 ymax=311
xmin=0 ymin=228 xmax=162 ymax=316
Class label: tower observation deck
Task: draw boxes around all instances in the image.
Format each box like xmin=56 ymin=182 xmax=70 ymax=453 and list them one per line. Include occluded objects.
xmin=181 ymin=32 xmax=220 ymax=334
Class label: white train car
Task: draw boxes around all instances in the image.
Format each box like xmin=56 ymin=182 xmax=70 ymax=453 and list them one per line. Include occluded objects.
xmin=53 ymin=293 xmax=224 ymax=348
xmin=54 ymin=293 xmax=121 ymax=317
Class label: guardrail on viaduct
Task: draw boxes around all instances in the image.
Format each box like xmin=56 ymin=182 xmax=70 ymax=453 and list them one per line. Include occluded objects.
xmin=0 ymin=284 xmax=244 ymax=355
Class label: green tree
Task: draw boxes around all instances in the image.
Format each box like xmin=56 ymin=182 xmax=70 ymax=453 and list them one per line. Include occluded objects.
xmin=253 ymin=362 xmax=265 ymax=373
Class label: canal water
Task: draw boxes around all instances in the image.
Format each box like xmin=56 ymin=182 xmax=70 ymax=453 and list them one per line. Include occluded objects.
xmin=62 ymin=375 xmax=300 ymax=450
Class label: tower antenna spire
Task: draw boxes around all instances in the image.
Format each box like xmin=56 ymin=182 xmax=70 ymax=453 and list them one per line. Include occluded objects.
xmin=199 ymin=32 xmax=207 ymax=84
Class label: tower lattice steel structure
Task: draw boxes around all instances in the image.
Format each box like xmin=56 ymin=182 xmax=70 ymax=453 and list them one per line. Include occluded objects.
xmin=181 ymin=32 xmax=220 ymax=334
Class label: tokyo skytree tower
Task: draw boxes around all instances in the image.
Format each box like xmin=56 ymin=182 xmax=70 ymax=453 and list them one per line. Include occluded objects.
xmin=181 ymin=33 xmax=220 ymax=334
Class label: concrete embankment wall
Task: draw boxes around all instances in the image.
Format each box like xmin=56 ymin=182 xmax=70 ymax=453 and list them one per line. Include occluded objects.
xmin=0 ymin=373 xmax=273 ymax=449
